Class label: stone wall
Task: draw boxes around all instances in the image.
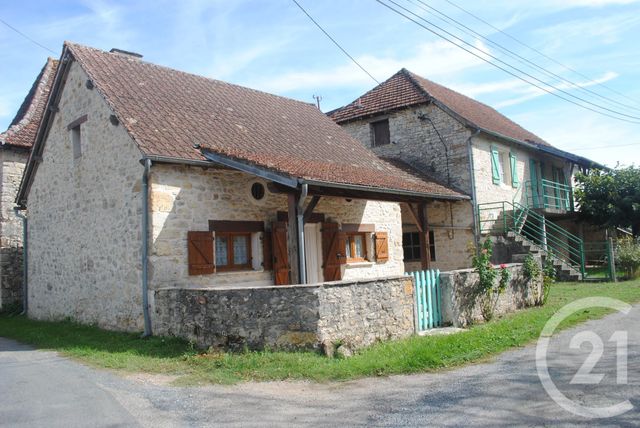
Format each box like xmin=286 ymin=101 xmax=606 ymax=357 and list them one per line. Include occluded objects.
xmin=153 ymin=276 xmax=415 ymax=351
xmin=401 ymin=200 xmax=475 ymax=272
xmin=149 ymin=164 xmax=404 ymax=289
xmin=26 ymin=61 xmax=145 ymax=330
xmin=439 ymin=263 xmax=542 ymax=327
xmin=339 ymin=104 xmax=473 ymax=194
xmin=0 ymin=148 xmax=28 ymax=309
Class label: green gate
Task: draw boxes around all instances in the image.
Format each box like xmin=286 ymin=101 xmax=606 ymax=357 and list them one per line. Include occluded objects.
xmin=407 ymin=269 xmax=442 ymax=331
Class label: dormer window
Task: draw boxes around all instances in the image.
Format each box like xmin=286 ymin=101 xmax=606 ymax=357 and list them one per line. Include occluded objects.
xmin=371 ymin=119 xmax=390 ymax=147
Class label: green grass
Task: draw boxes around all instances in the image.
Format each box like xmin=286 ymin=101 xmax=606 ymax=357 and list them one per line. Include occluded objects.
xmin=1 ymin=280 xmax=639 ymax=385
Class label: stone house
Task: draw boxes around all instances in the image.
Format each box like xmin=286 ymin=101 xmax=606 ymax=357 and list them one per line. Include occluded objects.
xmin=329 ymin=69 xmax=602 ymax=279
xmin=0 ymin=58 xmax=57 ymax=310
xmin=16 ymin=43 xmax=470 ymax=349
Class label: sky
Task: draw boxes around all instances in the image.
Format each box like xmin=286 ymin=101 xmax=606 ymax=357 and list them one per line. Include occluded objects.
xmin=1 ymin=0 xmax=639 ymax=167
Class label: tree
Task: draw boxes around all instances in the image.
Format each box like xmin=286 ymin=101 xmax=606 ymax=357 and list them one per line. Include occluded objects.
xmin=574 ymin=166 xmax=640 ymax=237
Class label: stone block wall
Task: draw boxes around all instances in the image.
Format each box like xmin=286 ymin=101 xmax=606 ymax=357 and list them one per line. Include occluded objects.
xmin=401 ymin=200 xmax=475 ymax=272
xmin=149 ymin=164 xmax=404 ymax=289
xmin=26 ymin=61 xmax=145 ymax=330
xmin=0 ymin=148 xmax=28 ymax=309
xmin=439 ymin=263 xmax=542 ymax=327
xmin=153 ymin=276 xmax=414 ymax=351
xmin=339 ymin=104 xmax=473 ymax=194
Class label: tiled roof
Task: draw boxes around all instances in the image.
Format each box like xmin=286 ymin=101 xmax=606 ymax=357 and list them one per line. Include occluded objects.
xmin=328 ymin=68 xmax=550 ymax=147
xmin=63 ymin=43 xmax=465 ymax=199
xmin=1 ymin=58 xmax=58 ymax=149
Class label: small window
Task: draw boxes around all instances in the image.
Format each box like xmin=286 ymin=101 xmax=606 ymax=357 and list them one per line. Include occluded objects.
xmin=71 ymin=126 xmax=82 ymax=159
xmin=345 ymin=232 xmax=367 ymax=262
xmin=251 ymin=182 xmax=265 ymax=200
xmin=402 ymin=231 xmax=436 ymax=262
xmin=215 ymin=232 xmax=252 ymax=271
xmin=371 ymin=119 xmax=390 ymax=147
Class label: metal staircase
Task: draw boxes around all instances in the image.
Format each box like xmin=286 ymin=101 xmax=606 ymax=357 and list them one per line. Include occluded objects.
xmin=477 ymin=200 xmax=586 ymax=281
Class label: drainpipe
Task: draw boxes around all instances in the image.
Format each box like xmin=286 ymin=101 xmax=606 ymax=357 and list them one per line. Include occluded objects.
xmin=13 ymin=208 xmax=27 ymax=315
xmin=296 ymin=183 xmax=308 ymax=284
xmin=467 ymin=129 xmax=482 ymax=249
xmin=141 ymin=158 xmax=152 ymax=337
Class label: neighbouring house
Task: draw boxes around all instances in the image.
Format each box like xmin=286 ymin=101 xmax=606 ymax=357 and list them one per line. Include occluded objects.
xmin=328 ymin=69 xmax=603 ymax=280
xmin=16 ymin=43 xmax=475 ymax=350
xmin=0 ymin=58 xmax=58 ymax=310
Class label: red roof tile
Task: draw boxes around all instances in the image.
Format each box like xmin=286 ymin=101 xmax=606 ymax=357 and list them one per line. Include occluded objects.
xmin=328 ymin=68 xmax=550 ymax=147
xmin=64 ymin=43 xmax=465 ymax=199
xmin=1 ymin=58 xmax=58 ymax=149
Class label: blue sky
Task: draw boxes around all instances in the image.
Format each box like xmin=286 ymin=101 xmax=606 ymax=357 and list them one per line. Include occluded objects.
xmin=1 ymin=0 xmax=639 ymax=166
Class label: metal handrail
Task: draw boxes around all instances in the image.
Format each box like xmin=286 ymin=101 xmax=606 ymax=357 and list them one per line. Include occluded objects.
xmin=477 ymin=200 xmax=585 ymax=277
xmin=521 ymin=179 xmax=574 ymax=211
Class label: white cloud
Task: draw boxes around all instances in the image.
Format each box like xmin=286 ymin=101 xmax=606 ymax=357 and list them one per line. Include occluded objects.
xmin=245 ymin=39 xmax=491 ymax=93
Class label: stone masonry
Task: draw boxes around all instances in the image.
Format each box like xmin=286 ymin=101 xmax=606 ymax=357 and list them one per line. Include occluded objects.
xmin=149 ymin=164 xmax=405 ymax=290
xmin=27 ymin=62 xmax=145 ymax=330
xmin=153 ymin=275 xmax=415 ymax=351
xmin=439 ymin=263 xmax=542 ymax=327
xmin=0 ymin=148 xmax=28 ymax=309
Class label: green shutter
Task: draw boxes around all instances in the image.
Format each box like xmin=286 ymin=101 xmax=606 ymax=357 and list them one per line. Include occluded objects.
xmin=491 ymin=147 xmax=500 ymax=184
xmin=509 ymin=152 xmax=519 ymax=187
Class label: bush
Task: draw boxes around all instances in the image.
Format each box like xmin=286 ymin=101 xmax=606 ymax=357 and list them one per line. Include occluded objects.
xmin=615 ymin=237 xmax=640 ymax=279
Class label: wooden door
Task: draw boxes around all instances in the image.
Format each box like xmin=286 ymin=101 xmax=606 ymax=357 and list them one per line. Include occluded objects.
xmin=271 ymin=221 xmax=290 ymax=285
xmin=322 ymin=223 xmax=346 ymax=281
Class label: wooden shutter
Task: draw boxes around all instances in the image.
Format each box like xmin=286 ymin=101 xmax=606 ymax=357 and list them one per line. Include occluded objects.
xmin=372 ymin=120 xmax=390 ymax=147
xmin=491 ymin=147 xmax=501 ymax=184
xmin=187 ymin=231 xmax=214 ymax=275
xmin=375 ymin=231 xmax=389 ymax=262
xmin=322 ymin=223 xmax=346 ymax=281
xmin=271 ymin=222 xmax=290 ymax=285
xmin=509 ymin=152 xmax=519 ymax=187
xmin=262 ymin=231 xmax=273 ymax=271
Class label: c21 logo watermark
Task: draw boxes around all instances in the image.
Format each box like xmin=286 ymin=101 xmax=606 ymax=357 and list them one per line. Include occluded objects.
xmin=536 ymin=297 xmax=634 ymax=419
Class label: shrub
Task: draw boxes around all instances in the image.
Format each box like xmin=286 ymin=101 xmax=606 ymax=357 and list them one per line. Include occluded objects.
xmin=615 ymin=237 xmax=640 ymax=279
xmin=470 ymin=239 xmax=510 ymax=321
xmin=522 ymin=254 xmax=541 ymax=280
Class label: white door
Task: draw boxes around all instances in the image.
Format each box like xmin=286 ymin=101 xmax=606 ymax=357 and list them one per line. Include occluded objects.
xmin=304 ymin=223 xmax=323 ymax=284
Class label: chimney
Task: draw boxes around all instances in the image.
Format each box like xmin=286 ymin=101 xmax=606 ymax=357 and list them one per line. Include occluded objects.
xmin=109 ymin=48 xmax=143 ymax=59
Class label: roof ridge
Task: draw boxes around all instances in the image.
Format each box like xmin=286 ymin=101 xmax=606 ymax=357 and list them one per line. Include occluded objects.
xmin=64 ymin=42 xmax=317 ymax=109
xmin=1 ymin=58 xmax=58 ymax=148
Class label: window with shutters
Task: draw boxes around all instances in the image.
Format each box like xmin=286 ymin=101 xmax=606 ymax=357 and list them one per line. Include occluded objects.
xmin=214 ymin=232 xmax=252 ymax=271
xmin=345 ymin=232 xmax=367 ymax=262
xmin=371 ymin=119 xmax=390 ymax=147
xmin=491 ymin=146 xmax=509 ymax=185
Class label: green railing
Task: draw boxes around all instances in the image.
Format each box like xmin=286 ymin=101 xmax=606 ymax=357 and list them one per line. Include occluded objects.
xmin=477 ymin=201 xmax=585 ymax=278
xmin=521 ymin=179 xmax=574 ymax=211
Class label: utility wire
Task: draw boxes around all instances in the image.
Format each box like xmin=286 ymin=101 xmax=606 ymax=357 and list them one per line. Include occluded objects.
xmin=291 ymin=0 xmax=380 ymax=85
xmin=406 ymin=0 xmax=640 ymax=115
xmin=442 ymin=0 xmax=640 ymax=109
xmin=376 ymin=0 xmax=640 ymax=124
xmin=0 ymin=18 xmax=56 ymax=54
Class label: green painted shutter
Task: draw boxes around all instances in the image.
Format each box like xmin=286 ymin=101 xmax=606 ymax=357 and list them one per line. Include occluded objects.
xmin=509 ymin=152 xmax=519 ymax=187
xmin=491 ymin=147 xmax=500 ymax=184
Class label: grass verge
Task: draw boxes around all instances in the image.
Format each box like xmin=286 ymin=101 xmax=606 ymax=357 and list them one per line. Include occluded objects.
xmin=1 ymin=280 xmax=639 ymax=385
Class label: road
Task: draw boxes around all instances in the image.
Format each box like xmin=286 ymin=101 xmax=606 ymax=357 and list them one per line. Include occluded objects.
xmin=1 ymin=305 xmax=638 ymax=427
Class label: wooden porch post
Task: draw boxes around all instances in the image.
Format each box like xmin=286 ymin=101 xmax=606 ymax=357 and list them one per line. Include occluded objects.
xmin=287 ymin=193 xmax=300 ymax=284
xmin=418 ymin=202 xmax=431 ymax=270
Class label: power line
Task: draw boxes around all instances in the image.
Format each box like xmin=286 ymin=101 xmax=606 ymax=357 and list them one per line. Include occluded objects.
xmin=0 ymin=18 xmax=56 ymax=54
xmin=291 ymin=0 xmax=380 ymax=85
xmin=406 ymin=0 xmax=640 ymax=115
xmin=565 ymin=142 xmax=639 ymax=151
xmin=375 ymin=0 xmax=640 ymax=124
xmin=442 ymin=0 xmax=640 ymax=109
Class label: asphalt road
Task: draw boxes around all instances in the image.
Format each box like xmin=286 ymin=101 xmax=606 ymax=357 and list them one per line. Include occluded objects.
xmin=1 ymin=304 xmax=638 ymax=427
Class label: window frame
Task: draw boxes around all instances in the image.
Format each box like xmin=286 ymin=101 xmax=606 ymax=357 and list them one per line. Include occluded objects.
xmin=370 ymin=119 xmax=391 ymax=147
xmin=215 ymin=231 xmax=253 ymax=272
xmin=402 ymin=231 xmax=436 ymax=262
xmin=345 ymin=232 xmax=368 ymax=263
